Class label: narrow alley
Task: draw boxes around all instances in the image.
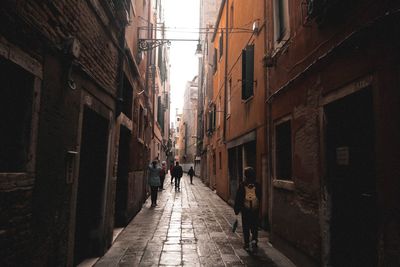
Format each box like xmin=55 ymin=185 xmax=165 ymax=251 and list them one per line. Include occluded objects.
xmin=93 ymin=174 xmax=294 ymax=267
xmin=2 ymin=1 xmax=400 ymax=266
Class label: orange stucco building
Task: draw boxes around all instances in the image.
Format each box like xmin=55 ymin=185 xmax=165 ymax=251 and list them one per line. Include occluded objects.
xmin=207 ymin=0 xmax=269 ymax=226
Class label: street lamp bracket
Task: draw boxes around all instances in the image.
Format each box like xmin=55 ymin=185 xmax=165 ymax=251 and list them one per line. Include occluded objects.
xmin=139 ymin=38 xmax=171 ymax=51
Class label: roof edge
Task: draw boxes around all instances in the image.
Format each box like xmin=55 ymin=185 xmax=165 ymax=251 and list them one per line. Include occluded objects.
xmin=211 ymin=0 xmax=226 ymax=42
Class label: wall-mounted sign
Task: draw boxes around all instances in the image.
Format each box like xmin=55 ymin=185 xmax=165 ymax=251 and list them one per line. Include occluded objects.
xmin=336 ymin=147 xmax=349 ymax=166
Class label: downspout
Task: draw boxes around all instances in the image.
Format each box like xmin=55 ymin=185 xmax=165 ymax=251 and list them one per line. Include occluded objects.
xmin=144 ymin=1 xmax=151 ymax=152
xmin=116 ymin=28 xmax=126 ymax=117
xmin=264 ymin=0 xmax=273 ymax=231
xmin=223 ymin=0 xmax=229 ymax=143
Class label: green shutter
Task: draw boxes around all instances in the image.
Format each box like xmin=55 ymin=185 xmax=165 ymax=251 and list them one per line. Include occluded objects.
xmin=242 ymin=45 xmax=254 ymax=100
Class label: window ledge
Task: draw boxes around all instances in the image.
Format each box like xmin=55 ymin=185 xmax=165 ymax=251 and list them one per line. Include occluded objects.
xmin=272 ymin=37 xmax=290 ymax=58
xmin=273 ymin=179 xmax=295 ymax=191
xmin=242 ymin=95 xmax=254 ymax=104
xmin=0 ymin=173 xmax=35 ymax=191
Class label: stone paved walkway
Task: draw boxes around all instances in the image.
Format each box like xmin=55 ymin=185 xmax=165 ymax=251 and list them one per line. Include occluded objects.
xmin=94 ymin=174 xmax=295 ymax=267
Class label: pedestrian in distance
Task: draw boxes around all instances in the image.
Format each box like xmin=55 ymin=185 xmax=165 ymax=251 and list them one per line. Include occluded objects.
xmin=234 ymin=166 xmax=261 ymax=253
xmin=148 ymin=159 xmax=161 ymax=207
xmin=172 ymin=161 xmax=183 ymax=191
xmin=170 ymin=162 xmax=175 ymax=184
xmin=159 ymin=161 xmax=167 ymax=191
xmin=188 ymin=166 xmax=195 ymax=184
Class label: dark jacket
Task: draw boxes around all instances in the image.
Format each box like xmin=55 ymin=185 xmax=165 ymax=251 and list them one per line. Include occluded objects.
xmin=234 ymin=181 xmax=261 ymax=215
xmin=188 ymin=168 xmax=194 ymax=177
xmin=172 ymin=165 xmax=183 ymax=178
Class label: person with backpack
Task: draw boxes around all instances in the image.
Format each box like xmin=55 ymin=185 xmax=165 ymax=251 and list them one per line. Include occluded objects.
xmin=172 ymin=161 xmax=183 ymax=191
xmin=234 ymin=166 xmax=261 ymax=252
xmin=188 ymin=166 xmax=195 ymax=184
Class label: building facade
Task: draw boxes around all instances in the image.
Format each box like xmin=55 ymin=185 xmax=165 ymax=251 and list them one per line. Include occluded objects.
xmin=198 ymin=1 xmax=400 ymax=266
xmin=0 ymin=0 xmax=170 ymax=266
xmin=264 ymin=1 xmax=400 ymax=266
xmin=197 ymin=0 xmax=223 ymax=186
xmin=179 ymin=76 xmax=199 ymax=172
xmin=265 ymin=1 xmax=400 ymax=266
xmin=0 ymin=1 xmax=128 ymax=265
xmin=207 ymin=0 xmax=268 ymax=221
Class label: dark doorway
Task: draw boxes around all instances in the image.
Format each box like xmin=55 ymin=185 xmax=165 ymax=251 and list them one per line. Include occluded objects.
xmin=228 ymin=147 xmax=239 ymax=202
xmin=74 ymin=107 xmax=109 ymax=265
xmin=244 ymin=141 xmax=256 ymax=172
xmin=114 ymin=126 xmax=131 ymax=227
xmin=325 ymin=88 xmax=377 ymax=267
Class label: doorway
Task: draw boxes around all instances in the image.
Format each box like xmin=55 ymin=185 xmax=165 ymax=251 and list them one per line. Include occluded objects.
xmin=114 ymin=126 xmax=131 ymax=227
xmin=74 ymin=107 xmax=109 ymax=265
xmin=228 ymin=147 xmax=242 ymax=202
xmin=325 ymin=88 xmax=377 ymax=267
xmin=228 ymin=141 xmax=256 ymax=202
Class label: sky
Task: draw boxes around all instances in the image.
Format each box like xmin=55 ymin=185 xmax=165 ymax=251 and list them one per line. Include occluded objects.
xmin=163 ymin=0 xmax=200 ymax=124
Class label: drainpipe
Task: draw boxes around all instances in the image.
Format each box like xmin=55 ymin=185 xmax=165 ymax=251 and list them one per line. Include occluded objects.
xmin=264 ymin=0 xmax=273 ymax=231
xmin=223 ymin=0 xmax=229 ymax=143
xmin=116 ymin=27 xmax=126 ymax=117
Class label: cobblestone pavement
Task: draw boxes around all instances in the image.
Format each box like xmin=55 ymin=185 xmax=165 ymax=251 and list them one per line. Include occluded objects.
xmin=94 ymin=174 xmax=295 ymax=267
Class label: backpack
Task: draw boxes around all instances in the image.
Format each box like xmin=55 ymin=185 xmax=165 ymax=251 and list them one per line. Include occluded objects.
xmin=244 ymin=184 xmax=259 ymax=210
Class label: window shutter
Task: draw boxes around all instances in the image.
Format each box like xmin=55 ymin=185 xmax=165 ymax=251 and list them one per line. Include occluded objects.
xmin=219 ymin=31 xmax=223 ymax=59
xmin=157 ymin=96 xmax=164 ymax=129
xmin=242 ymin=45 xmax=254 ymax=100
xmin=213 ymin=48 xmax=218 ymax=74
xmin=213 ymin=105 xmax=216 ymax=130
xmin=208 ymin=110 xmax=212 ymax=133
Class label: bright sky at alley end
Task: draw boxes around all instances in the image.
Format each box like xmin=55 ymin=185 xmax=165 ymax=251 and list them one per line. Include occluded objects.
xmin=164 ymin=0 xmax=200 ymax=125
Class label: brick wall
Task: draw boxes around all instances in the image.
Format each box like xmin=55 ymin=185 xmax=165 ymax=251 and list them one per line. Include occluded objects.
xmin=18 ymin=0 xmax=120 ymax=94
xmin=0 ymin=0 xmax=123 ymax=265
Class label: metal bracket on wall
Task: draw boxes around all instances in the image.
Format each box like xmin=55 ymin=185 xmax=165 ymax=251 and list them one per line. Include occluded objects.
xmin=138 ymin=39 xmax=171 ymax=51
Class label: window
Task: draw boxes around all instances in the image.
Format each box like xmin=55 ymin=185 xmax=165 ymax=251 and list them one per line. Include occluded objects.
xmin=274 ymin=0 xmax=290 ymax=43
xmin=275 ymin=120 xmax=292 ymax=180
xmin=213 ymin=48 xmax=218 ymax=74
xmin=157 ymin=96 xmax=164 ymax=129
xmin=212 ymin=105 xmax=216 ymax=130
xmin=122 ymin=75 xmax=133 ymax=119
xmin=0 ymin=58 xmax=35 ymax=172
xmin=227 ymin=78 xmax=231 ymax=116
xmin=138 ymin=106 xmax=145 ymax=140
xmin=207 ymin=104 xmax=216 ymax=133
xmin=219 ymin=31 xmax=223 ymax=59
xmin=230 ymin=3 xmax=234 ymax=30
xmin=218 ymin=96 xmax=221 ymax=127
xmin=241 ymin=45 xmax=254 ymax=100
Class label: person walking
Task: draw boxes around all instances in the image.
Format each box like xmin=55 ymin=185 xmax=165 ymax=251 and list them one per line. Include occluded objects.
xmin=234 ymin=167 xmax=261 ymax=252
xmin=148 ymin=159 xmax=161 ymax=207
xmin=170 ymin=162 xmax=175 ymax=184
xmin=159 ymin=161 xmax=167 ymax=190
xmin=172 ymin=161 xmax=183 ymax=191
xmin=188 ymin=166 xmax=195 ymax=184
